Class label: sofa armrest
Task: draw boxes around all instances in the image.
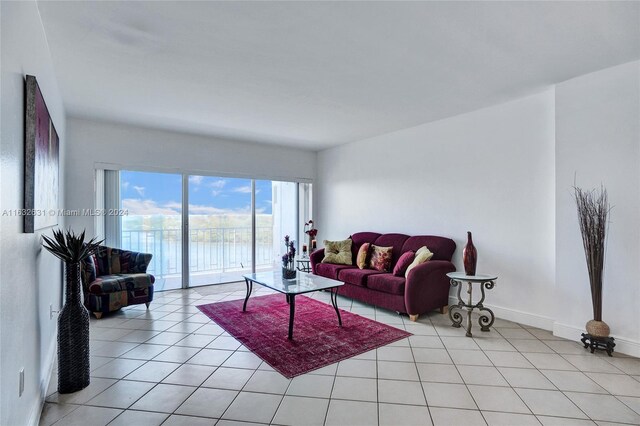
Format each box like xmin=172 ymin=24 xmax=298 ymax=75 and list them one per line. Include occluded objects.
xmin=309 ymin=249 xmax=325 ymax=274
xmin=405 ymin=260 xmax=456 ymax=315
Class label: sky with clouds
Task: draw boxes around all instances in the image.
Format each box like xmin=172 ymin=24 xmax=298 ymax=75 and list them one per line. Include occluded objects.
xmin=121 ymin=171 xmax=273 ymax=216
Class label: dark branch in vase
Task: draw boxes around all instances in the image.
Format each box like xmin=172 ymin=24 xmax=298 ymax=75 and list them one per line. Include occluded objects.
xmin=573 ymin=186 xmax=610 ymax=322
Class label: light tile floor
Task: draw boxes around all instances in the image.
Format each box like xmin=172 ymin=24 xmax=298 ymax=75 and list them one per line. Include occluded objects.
xmin=41 ymin=283 xmax=640 ymax=426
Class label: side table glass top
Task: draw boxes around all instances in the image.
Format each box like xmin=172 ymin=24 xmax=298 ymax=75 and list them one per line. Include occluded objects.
xmin=447 ymin=272 xmax=498 ymax=282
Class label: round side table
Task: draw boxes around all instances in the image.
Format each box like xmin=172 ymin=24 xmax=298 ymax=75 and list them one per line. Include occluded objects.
xmin=446 ymin=272 xmax=498 ymax=337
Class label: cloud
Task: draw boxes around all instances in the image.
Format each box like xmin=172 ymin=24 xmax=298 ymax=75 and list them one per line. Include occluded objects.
xmin=233 ymin=186 xmax=260 ymax=194
xmin=163 ymin=201 xmax=183 ymax=211
xmin=189 ymin=176 xmax=204 ymax=185
xmin=233 ymin=186 xmax=252 ymax=194
xmin=122 ymin=181 xmax=130 ymax=191
xmin=122 ymin=199 xmax=180 ymax=216
xmin=204 ymin=179 xmax=228 ymax=196
xmin=133 ymin=186 xmax=145 ymax=197
xmin=187 ymin=204 xmax=229 ymax=215
xmin=122 ymin=199 xmax=265 ymax=216
xmin=209 ymin=179 xmax=227 ymax=189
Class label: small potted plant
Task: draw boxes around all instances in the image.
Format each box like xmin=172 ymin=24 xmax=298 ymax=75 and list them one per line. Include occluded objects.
xmin=282 ymin=235 xmax=297 ymax=279
xmin=42 ymin=229 xmax=102 ymax=393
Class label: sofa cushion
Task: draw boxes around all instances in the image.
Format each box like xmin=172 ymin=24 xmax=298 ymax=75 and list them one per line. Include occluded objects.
xmin=393 ymin=251 xmax=415 ymax=277
xmin=338 ymin=268 xmax=385 ymax=287
xmin=356 ymin=242 xmax=371 ymax=269
xmin=88 ymin=273 xmax=155 ymax=295
xmin=405 ymin=246 xmax=434 ymax=277
xmin=401 ymin=236 xmax=456 ymax=261
xmin=322 ymin=239 xmax=353 ymax=265
xmin=315 ymin=263 xmax=357 ymax=280
xmin=367 ymin=274 xmax=406 ymax=295
xmin=350 ymin=232 xmax=382 ymax=263
xmin=368 ymin=245 xmax=394 ymax=272
xmin=373 ymin=233 xmax=410 ymax=268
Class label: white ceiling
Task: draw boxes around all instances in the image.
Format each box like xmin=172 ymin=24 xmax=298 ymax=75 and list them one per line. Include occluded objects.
xmin=37 ymin=1 xmax=640 ymax=150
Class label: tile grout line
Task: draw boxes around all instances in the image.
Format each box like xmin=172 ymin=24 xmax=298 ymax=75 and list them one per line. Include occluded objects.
xmin=431 ymin=314 xmax=489 ymax=425
xmin=408 ymin=315 xmax=436 ymax=426
xmin=43 ymin=284 xmax=640 ymax=426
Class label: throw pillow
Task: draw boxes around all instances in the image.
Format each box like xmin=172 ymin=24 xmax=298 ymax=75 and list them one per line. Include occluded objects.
xmin=368 ymin=245 xmax=394 ymax=272
xmin=405 ymin=246 xmax=434 ymax=277
xmin=322 ymin=239 xmax=353 ymax=265
xmin=356 ymin=242 xmax=371 ymax=269
xmin=393 ymin=251 xmax=415 ymax=277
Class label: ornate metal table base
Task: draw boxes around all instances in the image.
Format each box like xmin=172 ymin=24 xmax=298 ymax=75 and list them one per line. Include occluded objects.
xmin=581 ymin=333 xmax=615 ymax=356
xmin=448 ymin=275 xmax=496 ymax=337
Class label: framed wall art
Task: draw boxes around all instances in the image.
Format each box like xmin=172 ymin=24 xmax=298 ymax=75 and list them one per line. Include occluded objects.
xmin=24 ymin=75 xmax=59 ymax=233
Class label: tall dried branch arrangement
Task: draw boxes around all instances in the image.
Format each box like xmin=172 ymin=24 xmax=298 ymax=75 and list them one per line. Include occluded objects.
xmin=573 ymin=186 xmax=609 ymax=321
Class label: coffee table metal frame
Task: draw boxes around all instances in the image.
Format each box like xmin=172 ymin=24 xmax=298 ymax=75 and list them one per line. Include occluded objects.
xmin=242 ymin=271 xmax=344 ymax=340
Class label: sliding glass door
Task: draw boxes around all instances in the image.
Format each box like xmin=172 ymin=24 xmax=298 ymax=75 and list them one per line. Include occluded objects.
xmin=188 ymin=176 xmax=253 ymax=286
xmin=264 ymin=180 xmax=298 ymax=271
xmin=106 ymin=170 xmax=311 ymax=291
xmin=119 ymin=170 xmax=183 ymax=291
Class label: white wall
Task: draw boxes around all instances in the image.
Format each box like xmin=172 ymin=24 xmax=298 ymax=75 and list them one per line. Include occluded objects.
xmin=0 ymin=2 xmax=66 ymax=425
xmin=64 ymin=118 xmax=317 ymax=236
xmin=317 ymin=91 xmax=557 ymax=329
xmin=555 ymin=61 xmax=640 ymax=355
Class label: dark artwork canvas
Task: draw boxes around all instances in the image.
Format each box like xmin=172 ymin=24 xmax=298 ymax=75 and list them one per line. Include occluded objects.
xmin=24 ymin=75 xmax=59 ymax=233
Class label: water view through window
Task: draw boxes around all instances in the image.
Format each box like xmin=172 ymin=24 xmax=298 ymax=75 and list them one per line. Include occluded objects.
xmin=118 ymin=171 xmax=300 ymax=291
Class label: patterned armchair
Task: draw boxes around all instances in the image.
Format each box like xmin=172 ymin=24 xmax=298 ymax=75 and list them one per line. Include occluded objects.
xmin=81 ymin=246 xmax=155 ymax=318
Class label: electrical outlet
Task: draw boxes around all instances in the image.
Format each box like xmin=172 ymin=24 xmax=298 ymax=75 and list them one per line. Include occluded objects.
xmin=19 ymin=368 xmax=24 ymax=397
xmin=50 ymin=304 xmax=54 ymax=320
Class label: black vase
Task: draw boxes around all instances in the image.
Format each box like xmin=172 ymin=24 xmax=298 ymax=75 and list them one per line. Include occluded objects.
xmin=57 ymin=262 xmax=91 ymax=394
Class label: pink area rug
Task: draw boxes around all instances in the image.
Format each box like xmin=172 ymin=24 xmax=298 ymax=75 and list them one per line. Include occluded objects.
xmin=197 ymin=294 xmax=411 ymax=378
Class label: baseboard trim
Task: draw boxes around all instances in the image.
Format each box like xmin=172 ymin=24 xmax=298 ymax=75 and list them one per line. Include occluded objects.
xmin=553 ymin=322 xmax=640 ymax=358
xmin=28 ymin=334 xmax=57 ymax=426
xmin=448 ymin=296 xmax=555 ymax=330
xmin=445 ymin=296 xmax=640 ymax=357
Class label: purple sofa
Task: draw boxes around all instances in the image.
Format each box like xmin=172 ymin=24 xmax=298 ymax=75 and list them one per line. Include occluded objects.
xmin=310 ymin=232 xmax=456 ymax=321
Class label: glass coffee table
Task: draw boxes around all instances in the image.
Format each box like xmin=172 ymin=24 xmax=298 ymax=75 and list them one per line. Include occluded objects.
xmin=242 ymin=271 xmax=344 ymax=340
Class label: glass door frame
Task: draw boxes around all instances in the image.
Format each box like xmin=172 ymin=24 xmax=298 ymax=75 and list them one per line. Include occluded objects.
xmin=180 ymin=174 xmax=259 ymax=289
xmin=182 ymin=174 xmax=189 ymax=289
xmin=100 ymin=165 xmax=311 ymax=291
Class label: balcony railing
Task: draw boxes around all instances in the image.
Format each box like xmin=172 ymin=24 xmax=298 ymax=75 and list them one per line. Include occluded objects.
xmin=121 ymin=226 xmax=276 ymax=277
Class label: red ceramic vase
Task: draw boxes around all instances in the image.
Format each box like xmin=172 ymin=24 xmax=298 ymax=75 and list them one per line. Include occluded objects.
xmin=463 ymin=231 xmax=477 ymax=276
